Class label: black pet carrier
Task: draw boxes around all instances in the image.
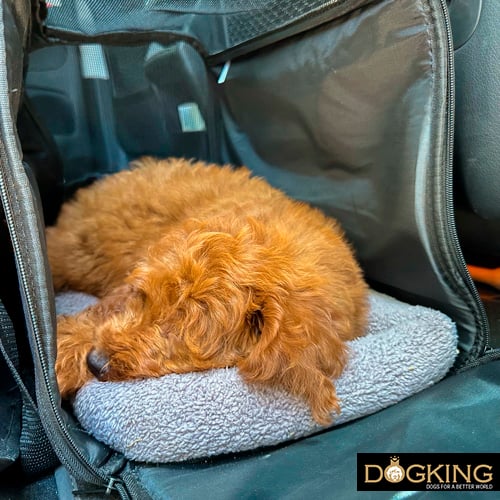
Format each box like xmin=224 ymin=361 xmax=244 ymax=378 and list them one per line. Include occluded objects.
xmin=1 ymin=0 xmax=499 ymax=498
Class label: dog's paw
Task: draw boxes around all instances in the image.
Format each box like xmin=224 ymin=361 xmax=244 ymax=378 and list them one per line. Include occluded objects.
xmin=309 ymin=377 xmax=341 ymax=426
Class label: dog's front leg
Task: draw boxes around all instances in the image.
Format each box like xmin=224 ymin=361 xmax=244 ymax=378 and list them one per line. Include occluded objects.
xmin=55 ymin=308 xmax=100 ymax=398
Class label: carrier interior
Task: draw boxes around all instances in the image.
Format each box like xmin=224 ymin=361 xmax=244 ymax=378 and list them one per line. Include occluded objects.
xmin=19 ymin=0 xmax=498 ymax=359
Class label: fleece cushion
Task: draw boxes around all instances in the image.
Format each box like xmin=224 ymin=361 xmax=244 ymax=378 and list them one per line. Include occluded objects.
xmin=56 ymin=290 xmax=457 ymax=463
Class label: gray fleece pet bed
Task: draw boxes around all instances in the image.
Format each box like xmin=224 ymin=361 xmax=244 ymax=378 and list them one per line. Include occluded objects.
xmin=56 ymin=290 xmax=458 ymax=463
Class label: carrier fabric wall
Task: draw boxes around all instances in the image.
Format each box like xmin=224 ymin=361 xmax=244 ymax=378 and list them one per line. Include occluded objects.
xmin=217 ymin=0 xmax=488 ymax=365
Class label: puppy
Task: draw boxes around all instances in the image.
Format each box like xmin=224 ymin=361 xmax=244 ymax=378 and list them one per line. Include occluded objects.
xmin=48 ymin=157 xmax=368 ymax=425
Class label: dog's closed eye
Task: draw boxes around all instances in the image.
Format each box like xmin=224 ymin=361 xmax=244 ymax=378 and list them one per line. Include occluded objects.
xmin=247 ymin=309 xmax=264 ymax=337
xmin=94 ymin=284 xmax=146 ymax=317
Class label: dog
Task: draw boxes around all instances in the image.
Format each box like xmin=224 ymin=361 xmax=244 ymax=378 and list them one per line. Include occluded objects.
xmin=48 ymin=157 xmax=368 ymax=425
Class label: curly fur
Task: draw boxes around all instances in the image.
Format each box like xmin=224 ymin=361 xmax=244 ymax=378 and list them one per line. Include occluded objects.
xmin=48 ymin=157 xmax=368 ymax=425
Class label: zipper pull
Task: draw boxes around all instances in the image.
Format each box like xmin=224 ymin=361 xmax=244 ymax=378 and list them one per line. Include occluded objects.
xmin=217 ymin=60 xmax=231 ymax=84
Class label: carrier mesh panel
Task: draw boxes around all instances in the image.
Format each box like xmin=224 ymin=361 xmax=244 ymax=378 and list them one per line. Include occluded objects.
xmin=45 ymin=0 xmax=372 ymax=57
xmin=19 ymin=403 xmax=60 ymax=477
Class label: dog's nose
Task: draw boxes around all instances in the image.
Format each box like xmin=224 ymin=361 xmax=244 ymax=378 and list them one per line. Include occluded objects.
xmin=86 ymin=349 xmax=110 ymax=379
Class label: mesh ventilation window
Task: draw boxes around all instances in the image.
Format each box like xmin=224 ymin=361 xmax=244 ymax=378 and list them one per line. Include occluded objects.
xmin=44 ymin=0 xmax=373 ymax=58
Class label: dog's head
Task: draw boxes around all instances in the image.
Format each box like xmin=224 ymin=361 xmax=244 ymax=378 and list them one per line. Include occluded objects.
xmin=56 ymin=223 xmax=366 ymax=424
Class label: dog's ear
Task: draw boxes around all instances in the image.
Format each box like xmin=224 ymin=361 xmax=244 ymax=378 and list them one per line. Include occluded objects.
xmin=238 ymin=288 xmax=352 ymax=425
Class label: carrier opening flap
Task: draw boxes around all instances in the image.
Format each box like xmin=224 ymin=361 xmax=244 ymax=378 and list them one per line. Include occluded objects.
xmin=44 ymin=0 xmax=376 ymax=60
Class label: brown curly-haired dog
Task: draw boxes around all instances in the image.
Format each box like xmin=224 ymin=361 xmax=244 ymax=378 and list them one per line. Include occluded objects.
xmin=48 ymin=157 xmax=368 ymax=425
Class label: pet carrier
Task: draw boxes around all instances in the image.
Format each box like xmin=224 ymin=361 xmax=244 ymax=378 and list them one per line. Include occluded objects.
xmin=0 ymin=0 xmax=499 ymax=498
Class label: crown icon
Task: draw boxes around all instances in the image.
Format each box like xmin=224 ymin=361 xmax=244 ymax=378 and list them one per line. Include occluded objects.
xmin=390 ymin=456 xmax=400 ymax=465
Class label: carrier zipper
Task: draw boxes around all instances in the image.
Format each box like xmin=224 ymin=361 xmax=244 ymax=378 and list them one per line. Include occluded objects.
xmin=456 ymin=346 xmax=500 ymax=372
xmin=0 ymin=3 xmax=122 ymax=494
xmin=0 ymin=184 xmax=122 ymax=493
xmin=437 ymin=0 xmax=491 ymax=363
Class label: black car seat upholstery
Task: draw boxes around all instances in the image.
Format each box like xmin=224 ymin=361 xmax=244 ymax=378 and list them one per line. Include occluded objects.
xmin=450 ymin=0 xmax=500 ymax=262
